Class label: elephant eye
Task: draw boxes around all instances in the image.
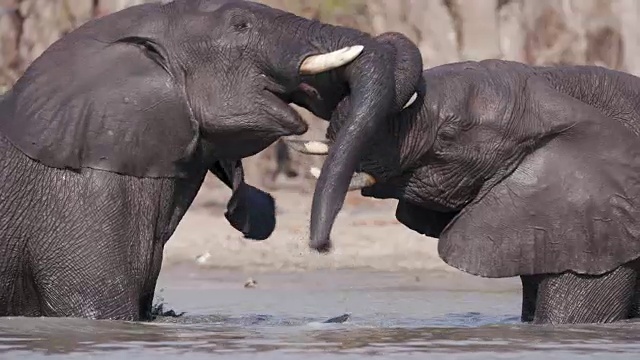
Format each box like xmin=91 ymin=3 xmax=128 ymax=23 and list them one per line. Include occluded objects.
xmin=231 ymin=16 xmax=251 ymax=32
xmin=234 ymin=22 xmax=249 ymax=31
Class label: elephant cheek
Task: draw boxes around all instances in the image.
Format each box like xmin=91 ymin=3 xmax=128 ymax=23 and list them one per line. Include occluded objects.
xmin=224 ymin=182 xmax=276 ymax=241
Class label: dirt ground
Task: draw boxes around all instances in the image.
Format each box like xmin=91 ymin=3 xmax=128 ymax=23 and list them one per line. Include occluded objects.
xmin=163 ymin=174 xmax=456 ymax=275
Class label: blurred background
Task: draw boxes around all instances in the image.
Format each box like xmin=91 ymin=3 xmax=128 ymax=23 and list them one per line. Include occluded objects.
xmin=0 ymin=0 xmax=635 ymax=274
xmin=1 ymin=0 xmax=634 ymax=188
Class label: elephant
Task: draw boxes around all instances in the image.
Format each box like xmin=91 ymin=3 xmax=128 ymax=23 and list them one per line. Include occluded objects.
xmin=0 ymin=0 xmax=417 ymax=321
xmin=291 ymin=59 xmax=640 ymax=325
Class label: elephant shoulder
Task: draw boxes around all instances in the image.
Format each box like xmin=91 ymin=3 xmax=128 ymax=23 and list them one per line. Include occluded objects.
xmin=438 ymin=102 xmax=640 ymax=278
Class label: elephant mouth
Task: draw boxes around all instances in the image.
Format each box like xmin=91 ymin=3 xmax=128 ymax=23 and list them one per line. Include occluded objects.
xmin=292 ymin=80 xmax=350 ymax=120
xmin=249 ymin=46 xmax=364 ymax=143
xmin=270 ymin=77 xmax=350 ymax=124
xmin=272 ymin=46 xmax=367 ymax=123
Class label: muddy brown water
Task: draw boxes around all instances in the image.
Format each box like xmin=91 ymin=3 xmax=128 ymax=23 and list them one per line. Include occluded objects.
xmin=0 ymin=268 xmax=638 ymax=359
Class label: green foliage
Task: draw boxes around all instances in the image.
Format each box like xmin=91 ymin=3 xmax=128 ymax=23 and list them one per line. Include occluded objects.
xmin=317 ymin=0 xmax=366 ymax=22
xmin=318 ymin=0 xmax=350 ymax=16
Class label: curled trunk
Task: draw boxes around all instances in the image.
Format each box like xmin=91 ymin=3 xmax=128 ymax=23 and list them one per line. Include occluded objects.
xmin=307 ymin=32 xmax=424 ymax=252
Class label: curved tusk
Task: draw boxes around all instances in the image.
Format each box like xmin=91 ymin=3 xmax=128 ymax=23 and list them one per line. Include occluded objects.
xmin=309 ymin=167 xmax=376 ymax=191
xmin=403 ymin=92 xmax=418 ymax=110
xmin=348 ymin=172 xmax=377 ymax=191
xmin=300 ymin=45 xmax=365 ymax=75
xmin=286 ymin=140 xmax=330 ymax=155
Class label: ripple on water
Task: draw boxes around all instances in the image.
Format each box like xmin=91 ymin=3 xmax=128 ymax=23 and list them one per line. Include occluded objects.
xmin=1 ymin=270 xmax=639 ymax=359
xmin=0 ymin=314 xmax=639 ymax=359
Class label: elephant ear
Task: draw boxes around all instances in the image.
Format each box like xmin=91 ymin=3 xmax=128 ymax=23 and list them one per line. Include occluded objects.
xmin=0 ymin=29 xmax=198 ymax=179
xmin=438 ymin=77 xmax=640 ymax=278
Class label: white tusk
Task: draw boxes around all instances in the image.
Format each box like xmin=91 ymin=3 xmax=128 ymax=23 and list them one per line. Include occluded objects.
xmin=308 ymin=167 xmax=376 ymax=191
xmin=348 ymin=172 xmax=376 ymax=191
xmin=286 ymin=140 xmax=330 ymax=155
xmin=300 ymin=45 xmax=365 ymax=75
xmin=403 ymin=92 xmax=418 ymax=110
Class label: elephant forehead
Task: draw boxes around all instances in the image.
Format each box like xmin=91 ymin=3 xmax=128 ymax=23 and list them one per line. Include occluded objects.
xmin=183 ymin=0 xmax=266 ymax=13
xmin=196 ymin=0 xmax=239 ymax=11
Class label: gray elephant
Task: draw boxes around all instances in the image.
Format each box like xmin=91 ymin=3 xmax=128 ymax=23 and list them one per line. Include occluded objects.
xmin=0 ymin=0 xmax=416 ymax=321
xmin=292 ymin=59 xmax=640 ymax=325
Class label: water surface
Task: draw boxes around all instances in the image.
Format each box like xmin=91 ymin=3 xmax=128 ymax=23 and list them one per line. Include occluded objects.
xmin=1 ymin=269 xmax=638 ymax=359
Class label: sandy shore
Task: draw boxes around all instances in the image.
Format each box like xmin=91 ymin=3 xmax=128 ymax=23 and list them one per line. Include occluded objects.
xmin=163 ymin=175 xmax=457 ymax=275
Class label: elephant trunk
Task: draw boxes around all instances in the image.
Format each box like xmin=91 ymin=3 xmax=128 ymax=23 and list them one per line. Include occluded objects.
xmin=308 ymin=32 xmax=423 ymax=252
xmin=210 ymin=159 xmax=276 ymax=241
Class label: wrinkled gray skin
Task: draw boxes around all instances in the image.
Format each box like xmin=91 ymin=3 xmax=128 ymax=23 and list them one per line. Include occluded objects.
xmin=0 ymin=0 xmax=419 ymax=321
xmin=305 ymin=59 xmax=640 ymax=324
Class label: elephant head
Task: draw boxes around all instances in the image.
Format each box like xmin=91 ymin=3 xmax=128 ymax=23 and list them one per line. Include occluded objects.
xmin=288 ymin=31 xmax=424 ymax=251
xmin=297 ymin=59 xmax=640 ymax=278
xmin=0 ymin=0 xmax=417 ymax=240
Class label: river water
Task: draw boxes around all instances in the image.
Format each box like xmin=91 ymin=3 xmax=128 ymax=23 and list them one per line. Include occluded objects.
xmin=0 ymin=268 xmax=638 ymax=359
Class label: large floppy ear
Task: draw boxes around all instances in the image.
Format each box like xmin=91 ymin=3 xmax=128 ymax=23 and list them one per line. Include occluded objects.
xmin=438 ymin=77 xmax=640 ymax=278
xmin=0 ymin=11 xmax=199 ymax=179
xmin=210 ymin=160 xmax=276 ymax=241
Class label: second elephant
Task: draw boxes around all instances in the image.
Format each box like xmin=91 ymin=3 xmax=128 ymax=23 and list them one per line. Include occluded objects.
xmin=296 ymin=59 xmax=640 ymax=325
